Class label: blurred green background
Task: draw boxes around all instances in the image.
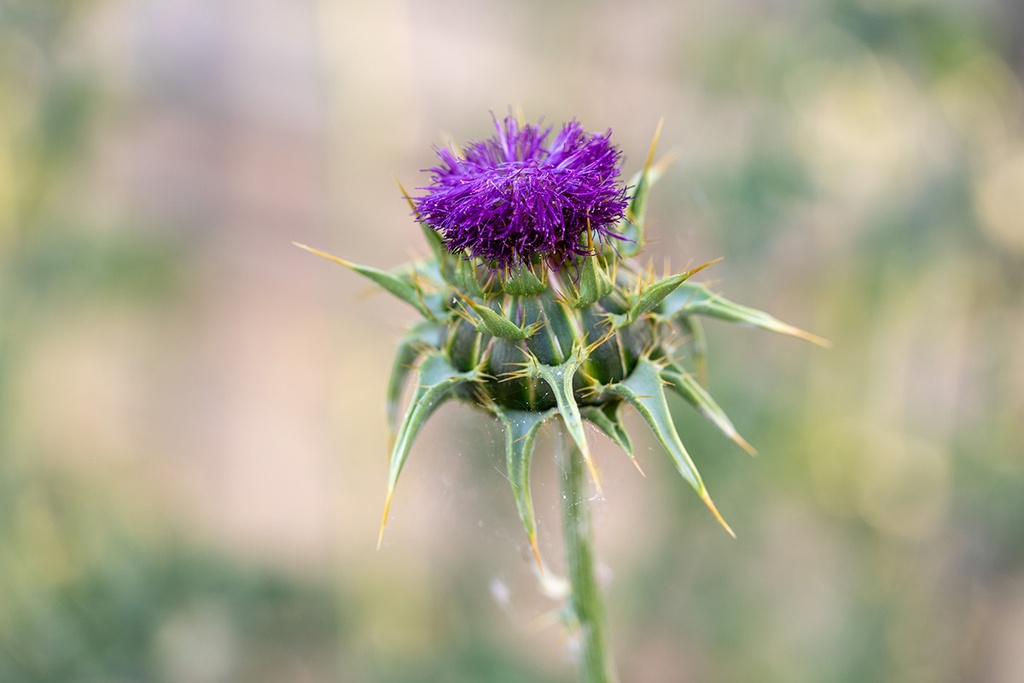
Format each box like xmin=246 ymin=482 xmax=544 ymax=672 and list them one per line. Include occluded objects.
xmin=1 ymin=0 xmax=1022 ymax=681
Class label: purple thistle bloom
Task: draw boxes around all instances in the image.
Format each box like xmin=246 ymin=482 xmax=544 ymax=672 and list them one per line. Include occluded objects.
xmin=414 ymin=115 xmax=629 ymax=270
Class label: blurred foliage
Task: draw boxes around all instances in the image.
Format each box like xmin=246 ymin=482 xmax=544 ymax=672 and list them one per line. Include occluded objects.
xmin=0 ymin=3 xmax=340 ymax=682
xmin=0 ymin=525 xmax=340 ymax=681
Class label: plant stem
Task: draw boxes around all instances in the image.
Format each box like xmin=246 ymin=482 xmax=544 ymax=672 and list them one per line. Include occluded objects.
xmin=558 ymin=427 xmax=616 ymax=683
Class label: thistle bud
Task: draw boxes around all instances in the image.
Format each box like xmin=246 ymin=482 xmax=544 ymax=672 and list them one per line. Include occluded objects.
xmin=298 ymin=114 xmax=826 ymax=563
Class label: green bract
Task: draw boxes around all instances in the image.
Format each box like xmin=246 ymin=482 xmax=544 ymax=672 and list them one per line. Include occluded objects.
xmin=298 ymin=129 xmax=826 ymax=565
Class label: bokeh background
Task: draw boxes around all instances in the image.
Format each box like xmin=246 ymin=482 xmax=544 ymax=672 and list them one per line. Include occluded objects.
xmin=2 ymin=0 xmax=1023 ymax=681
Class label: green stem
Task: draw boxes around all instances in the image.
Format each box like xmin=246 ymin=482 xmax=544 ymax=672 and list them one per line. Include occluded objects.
xmin=558 ymin=427 xmax=617 ymax=683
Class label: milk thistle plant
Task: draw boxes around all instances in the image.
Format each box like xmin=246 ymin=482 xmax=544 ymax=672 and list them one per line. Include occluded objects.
xmin=298 ymin=114 xmax=824 ymax=683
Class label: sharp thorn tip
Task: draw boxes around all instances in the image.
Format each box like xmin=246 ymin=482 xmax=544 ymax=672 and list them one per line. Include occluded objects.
xmin=530 ymin=535 xmax=544 ymax=572
xmin=377 ymin=494 xmax=394 ymax=550
xmin=735 ymin=434 xmax=757 ymax=457
xmin=632 ymin=458 xmax=646 ymax=477
xmin=701 ymin=490 xmax=735 ymax=538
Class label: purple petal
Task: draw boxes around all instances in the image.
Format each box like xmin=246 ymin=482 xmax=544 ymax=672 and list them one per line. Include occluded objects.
xmin=414 ymin=115 xmax=628 ymax=270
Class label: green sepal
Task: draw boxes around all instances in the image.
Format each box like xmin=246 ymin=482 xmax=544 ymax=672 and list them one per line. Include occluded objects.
xmin=424 ymin=227 xmax=457 ymax=286
xmin=502 ymin=263 xmax=546 ymax=296
xmin=661 ymin=365 xmax=756 ymax=456
xmin=386 ymin=321 xmax=444 ymax=437
xmin=609 ymin=260 xmax=717 ymax=328
xmin=456 ymin=259 xmax=488 ymax=299
xmin=617 ymin=121 xmax=666 ymax=258
xmin=570 ymin=255 xmax=615 ymax=308
xmin=395 ymin=174 xmax=454 ymax=282
xmin=395 ymin=260 xmax=451 ymax=320
xmin=528 ymin=345 xmax=601 ymax=490
xmin=663 ymin=282 xmax=830 ymax=347
xmin=460 ymin=296 xmax=538 ymax=341
xmin=381 ymin=352 xmax=483 ymax=545
xmin=581 ymin=401 xmax=634 ymax=462
xmin=604 ymin=357 xmax=734 ymax=536
xmin=492 ymin=406 xmax=558 ymax=567
xmin=617 ymin=170 xmax=654 ymax=258
xmin=294 ymin=243 xmax=435 ymax=320
xmin=420 ymin=223 xmax=450 ymax=268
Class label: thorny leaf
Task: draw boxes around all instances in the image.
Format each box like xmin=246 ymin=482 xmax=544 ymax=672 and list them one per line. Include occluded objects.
xmin=661 ymin=365 xmax=756 ymax=456
xmin=581 ymin=402 xmax=639 ymax=472
xmin=386 ymin=321 xmax=445 ymax=437
xmin=604 ymin=357 xmax=735 ymax=537
xmin=528 ymin=345 xmax=601 ymax=492
xmin=663 ymin=282 xmax=830 ymax=347
xmin=294 ymin=243 xmax=436 ymax=320
xmin=380 ymin=352 xmax=483 ymax=547
xmin=493 ymin=406 xmax=558 ymax=569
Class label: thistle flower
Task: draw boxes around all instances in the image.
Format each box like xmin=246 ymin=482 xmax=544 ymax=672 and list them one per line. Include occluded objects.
xmin=415 ymin=116 xmax=629 ymax=270
xmin=297 ymin=115 xmax=826 ymax=565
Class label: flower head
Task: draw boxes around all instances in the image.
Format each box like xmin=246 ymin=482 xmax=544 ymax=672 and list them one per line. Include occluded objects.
xmin=414 ymin=115 xmax=629 ymax=270
xmin=298 ymin=112 xmax=826 ymax=562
